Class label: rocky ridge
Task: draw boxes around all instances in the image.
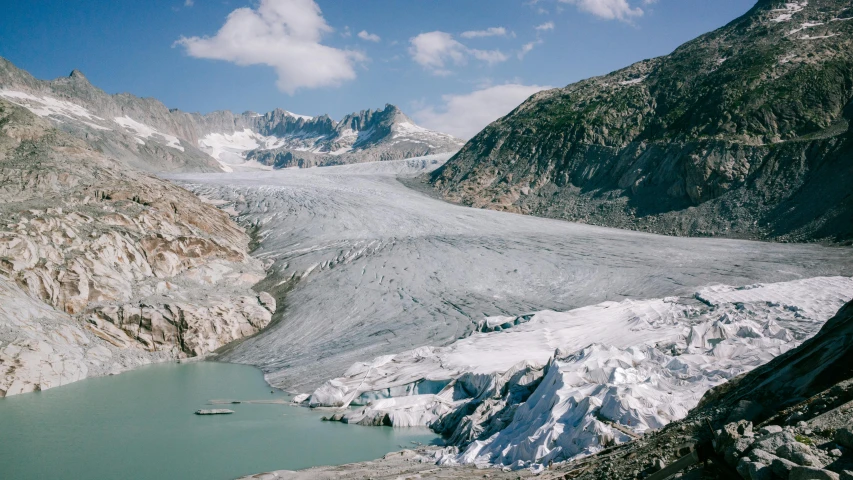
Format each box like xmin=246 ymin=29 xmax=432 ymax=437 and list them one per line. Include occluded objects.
xmin=0 ymin=57 xmax=463 ymax=173
xmin=430 ymin=0 xmax=853 ymax=243
xmin=0 ymin=98 xmax=276 ymax=397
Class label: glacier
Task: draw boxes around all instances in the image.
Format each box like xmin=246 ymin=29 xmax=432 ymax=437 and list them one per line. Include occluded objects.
xmin=169 ymin=156 xmax=853 ymax=469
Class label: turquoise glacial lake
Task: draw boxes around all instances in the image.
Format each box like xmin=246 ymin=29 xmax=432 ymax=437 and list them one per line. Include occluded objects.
xmin=0 ymin=362 xmax=439 ymax=480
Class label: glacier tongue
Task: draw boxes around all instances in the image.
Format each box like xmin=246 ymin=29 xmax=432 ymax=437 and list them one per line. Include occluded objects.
xmin=309 ymin=276 xmax=853 ymax=469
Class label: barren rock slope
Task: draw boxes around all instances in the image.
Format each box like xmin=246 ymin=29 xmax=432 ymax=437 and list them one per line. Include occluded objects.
xmin=0 ymin=99 xmax=275 ymax=397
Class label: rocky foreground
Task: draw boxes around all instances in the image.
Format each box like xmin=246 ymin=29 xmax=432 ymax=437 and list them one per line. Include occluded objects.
xmin=0 ymin=98 xmax=276 ymax=397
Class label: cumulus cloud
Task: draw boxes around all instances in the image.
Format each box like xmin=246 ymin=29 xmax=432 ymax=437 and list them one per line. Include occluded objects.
xmin=517 ymin=40 xmax=542 ymax=59
xmin=184 ymin=0 xmax=194 ymax=6
xmin=470 ymin=49 xmax=509 ymax=65
xmin=559 ymin=0 xmax=648 ymax=22
xmin=408 ymin=32 xmax=468 ymax=76
xmin=460 ymin=27 xmax=508 ymax=38
xmin=409 ymin=31 xmax=508 ymax=75
xmin=535 ymin=21 xmax=555 ymax=31
xmin=357 ymin=30 xmax=381 ymax=42
xmin=175 ymin=0 xmax=364 ymax=94
xmin=413 ymin=84 xmax=551 ymax=139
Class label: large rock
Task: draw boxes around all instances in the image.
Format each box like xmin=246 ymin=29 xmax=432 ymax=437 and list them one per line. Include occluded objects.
xmin=790 ymin=467 xmax=841 ymax=480
xmin=835 ymin=428 xmax=853 ymax=450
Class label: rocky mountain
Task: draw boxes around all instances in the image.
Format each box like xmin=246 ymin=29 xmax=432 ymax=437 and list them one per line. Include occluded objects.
xmin=430 ymin=0 xmax=853 ymax=243
xmin=0 ymin=98 xmax=276 ymax=396
xmin=246 ymin=105 xmax=464 ymax=168
xmin=0 ymin=57 xmax=463 ymax=173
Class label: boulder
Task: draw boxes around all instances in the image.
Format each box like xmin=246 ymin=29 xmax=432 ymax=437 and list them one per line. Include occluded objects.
xmin=777 ymin=443 xmax=822 ymax=467
xmin=835 ymin=428 xmax=853 ymax=450
xmin=738 ymin=458 xmax=774 ymax=480
xmin=772 ymin=457 xmax=800 ymax=479
xmin=753 ymin=432 xmax=796 ymax=454
xmin=789 ymin=467 xmax=840 ymax=480
xmin=749 ymin=448 xmax=781 ymax=465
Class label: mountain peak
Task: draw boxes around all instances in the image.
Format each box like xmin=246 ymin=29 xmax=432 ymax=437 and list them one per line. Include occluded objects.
xmin=69 ymin=69 xmax=89 ymax=82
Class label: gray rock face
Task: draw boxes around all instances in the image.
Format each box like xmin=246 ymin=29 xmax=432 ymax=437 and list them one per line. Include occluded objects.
xmin=429 ymin=0 xmax=853 ymax=243
xmin=0 ymin=99 xmax=275 ymax=397
xmin=0 ymin=57 xmax=463 ymax=173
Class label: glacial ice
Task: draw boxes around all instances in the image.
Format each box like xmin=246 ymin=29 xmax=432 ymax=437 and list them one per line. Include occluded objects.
xmin=311 ymin=276 xmax=853 ymax=468
xmin=169 ymin=156 xmax=853 ymax=397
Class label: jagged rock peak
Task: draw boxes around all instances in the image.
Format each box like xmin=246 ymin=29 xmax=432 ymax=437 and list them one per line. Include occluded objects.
xmin=69 ymin=69 xmax=88 ymax=81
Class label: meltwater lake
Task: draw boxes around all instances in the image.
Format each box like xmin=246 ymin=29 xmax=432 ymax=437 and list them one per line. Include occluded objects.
xmin=0 ymin=362 xmax=439 ymax=480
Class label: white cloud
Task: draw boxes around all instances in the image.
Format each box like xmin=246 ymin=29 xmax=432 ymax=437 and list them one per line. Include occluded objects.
xmin=469 ymin=49 xmax=509 ymax=65
xmin=184 ymin=0 xmax=194 ymax=6
xmin=460 ymin=27 xmax=508 ymax=38
xmin=535 ymin=21 xmax=555 ymax=31
xmin=517 ymin=40 xmax=542 ymax=59
xmin=357 ymin=30 xmax=381 ymax=42
xmin=408 ymin=32 xmax=468 ymax=76
xmin=409 ymin=31 xmax=508 ymax=75
xmin=413 ymin=84 xmax=551 ymax=139
xmin=559 ymin=0 xmax=647 ymax=22
xmin=175 ymin=0 xmax=364 ymax=94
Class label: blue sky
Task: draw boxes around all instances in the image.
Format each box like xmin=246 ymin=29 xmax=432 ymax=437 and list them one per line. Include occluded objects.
xmin=1 ymin=0 xmax=756 ymax=138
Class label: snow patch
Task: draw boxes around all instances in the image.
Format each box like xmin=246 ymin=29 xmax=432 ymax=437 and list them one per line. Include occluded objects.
xmin=788 ymin=21 xmax=824 ymax=35
xmin=284 ymin=110 xmax=314 ymax=122
xmin=0 ymin=89 xmax=104 ymax=122
xmin=198 ymin=129 xmax=284 ymax=163
xmin=770 ymin=1 xmax=808 ymax=23
xmin=113 ymin=116 xmax=184 ymax=152
xmin=619 ymin=76 xmax=647 ymax=86
xmin=799 ymin=33 xmax=838 ymax=40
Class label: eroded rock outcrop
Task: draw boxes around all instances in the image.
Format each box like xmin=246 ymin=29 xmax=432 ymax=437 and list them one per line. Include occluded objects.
xmin=0 ymin=98 xmax=276 ymax=396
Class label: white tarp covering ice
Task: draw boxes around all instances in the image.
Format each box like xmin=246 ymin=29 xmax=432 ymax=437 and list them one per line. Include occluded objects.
xmin=309 ymin=276 xmax=852 ymax=469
